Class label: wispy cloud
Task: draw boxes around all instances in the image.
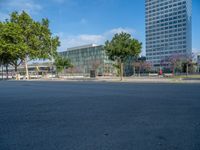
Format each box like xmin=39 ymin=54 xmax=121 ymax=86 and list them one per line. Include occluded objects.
xmin=192 ymin=48 xmax=200 ymax=54
xmin=51 ymin=0 xmax=66 ymax=4
xmin=107 ymin=27 xmax=135 ymax=34
xmin=0 ymin=12 xmax=9 ymax=21
xmin=57 ymin=27 xmax=137 ymax=52
xmin=7 ymin=0 xmax=42 ymax=12
xmin=0 ymin=0 xmax=42 ymax=19
xmin=57 ymin=34 xmax=104 ymax=51
xmin=51 ymin=0 xmax=77 ymax=6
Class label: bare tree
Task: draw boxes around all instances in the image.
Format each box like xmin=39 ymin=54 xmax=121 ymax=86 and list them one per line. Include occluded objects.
xmin=142 ymin=62 xmax=152 ymax=73
xmin=167 ymin=54 xmax=195 ymax=76
xmin=132 ymin=57 xmax=151 ymax=76
xmin=133 ymin=61 xmax=141 ymax=76
xmin=168 ymin=54 xmax=183 ymax=74
xmin=90 ymin=59 xmax=102 ymax=76
xmin=182 ymin=54 xmax=194 ymax=76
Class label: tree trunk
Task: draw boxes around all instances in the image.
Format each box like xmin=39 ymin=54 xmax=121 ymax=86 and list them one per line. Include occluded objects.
xmin=139 ymin=66 xmax=141 ymax=77
xmin=133 ymin=66 xmax=135 ymax=76
xmin=173 ymin=64 xmax=175 ymax=76
xmin=6 ymin=64 xmax=8 ymax=79
xmin=14 ymin=64 xmax=18 ymax=80
xmin=186 ymin=63 xmax=189 ymax=76
xmin=57 ymin=71 xmax=59 ymax=78
xmin=120 ymin=61 xmax=123 ymax=81
xmin=1 ymin=65 xmax=3 ymax=80
xmin=24 ymin=56 xmax=29 ymax=80
xmin=15 ymin=65 xmax=17 ymax=72
xmin=51 ymin=64 xmax=54 ymax=79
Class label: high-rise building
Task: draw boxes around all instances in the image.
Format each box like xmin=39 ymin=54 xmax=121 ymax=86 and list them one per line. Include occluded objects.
xmin=145 ymin=0 xmax=192 ymax=68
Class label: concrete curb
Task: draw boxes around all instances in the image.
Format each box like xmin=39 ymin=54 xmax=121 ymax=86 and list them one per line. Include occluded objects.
xmin=6 ymin=77 xmax=200 ymax=84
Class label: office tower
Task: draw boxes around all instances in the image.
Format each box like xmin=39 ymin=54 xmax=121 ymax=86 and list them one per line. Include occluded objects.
xmin=145 ymin=0 xmax=192 ymax=68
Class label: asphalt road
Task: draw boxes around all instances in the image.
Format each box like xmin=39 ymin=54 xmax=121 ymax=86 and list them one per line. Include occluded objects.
xmin=0 ymin=81 xmax=200 ymax=150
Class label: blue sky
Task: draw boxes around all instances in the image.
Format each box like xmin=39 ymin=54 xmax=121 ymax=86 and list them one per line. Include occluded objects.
xmin=0 ymin=0 xmax=199 ymax=55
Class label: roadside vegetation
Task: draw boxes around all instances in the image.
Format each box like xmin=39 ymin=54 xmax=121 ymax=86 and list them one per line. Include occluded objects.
xmin=54 ymin=56 xmax=73 ymax=77
xmin=0 ymin=11 xmax=62 ymax=79
xmin=1 ymin=11 xmax=198 ymax=81
xmin=104 ymin=32 xmax=142 ymax=80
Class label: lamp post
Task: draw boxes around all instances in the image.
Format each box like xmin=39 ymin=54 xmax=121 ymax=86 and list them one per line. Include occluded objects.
xmin=1 ymin=64 xmax=3 ymax=80
xmin=0 ymin=58 xmax=3 ymax=80
xmin=50 ymin=38 xmax=54 ymax=80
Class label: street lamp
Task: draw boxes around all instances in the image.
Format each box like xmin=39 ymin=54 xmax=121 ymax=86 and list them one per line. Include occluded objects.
xmin=50 ymin=38 xmax=54 ymax=80
xmin=1 ymin=64 xmax=3 ymax=80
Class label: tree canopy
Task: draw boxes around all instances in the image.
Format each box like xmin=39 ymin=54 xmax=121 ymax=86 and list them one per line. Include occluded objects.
xmin=104 ymin=32 xmax=142 ymax=80
xmin=0 ymin=11 xmax=60 ymax=79
xmin=54 ymin=56 xmax=73 ymax=74
xmin=0 ymin=21 xmax=25 ymax=68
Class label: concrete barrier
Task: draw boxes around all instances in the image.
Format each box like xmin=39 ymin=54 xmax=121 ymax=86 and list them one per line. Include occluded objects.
xmin=164 ymin=73 xmax=173 ymax=77
xmin=149 ymin=73 xmax=158 ymax=77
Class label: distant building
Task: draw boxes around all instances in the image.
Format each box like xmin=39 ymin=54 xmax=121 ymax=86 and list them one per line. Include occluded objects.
xmin=197 ymin=54 xmax=200 ymax=65
xmin=124 ymin=56 xmax=148 ymax=76
xmin=59 ymin=44 xmax=114 ymax=76
xmin=197 ymin=53 xmax=200 ymax=72
xmin=145 ymin=0 xmax=192 ymax=68
xmin=0 ymin=64 xmax=52 ymax=79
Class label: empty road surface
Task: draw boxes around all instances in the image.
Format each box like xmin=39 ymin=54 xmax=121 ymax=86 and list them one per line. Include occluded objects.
xmin=0 ymin=81 xmax=200 ymax=150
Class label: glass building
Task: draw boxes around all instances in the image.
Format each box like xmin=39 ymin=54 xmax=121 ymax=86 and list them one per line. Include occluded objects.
xmin=197 ymin=54 xmax=200 ymax=65
xmin=145 ymin=0 xmax=192 ymax=68
xmin=59 ymin=44 xmax=114 ymax=75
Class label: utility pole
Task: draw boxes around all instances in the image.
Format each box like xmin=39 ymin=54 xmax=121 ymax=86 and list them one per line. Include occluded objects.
xmin=50 ymin=38 xmax=53 ymax=80
xmin=1 ymin=65 xmax=3 ymax=80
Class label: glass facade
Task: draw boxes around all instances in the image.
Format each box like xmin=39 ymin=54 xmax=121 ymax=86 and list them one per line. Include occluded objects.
xmin=198 ymin=54 xmax=200 ymax=65
xmin=145 ymin=0 xmax=192 ymax=67
xmin=59 ymin=44 xmax=114 ymax=75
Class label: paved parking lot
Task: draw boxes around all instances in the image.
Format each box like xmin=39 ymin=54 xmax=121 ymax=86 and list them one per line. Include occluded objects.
xmin=0 ymin=81 xmax=200 ymax=150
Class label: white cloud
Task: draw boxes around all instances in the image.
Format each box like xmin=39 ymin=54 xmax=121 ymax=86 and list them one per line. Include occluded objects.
xmin=0 ymin=12 xmax=9 ymax=21
xmin=0 ymin=0 xmax=42 ymax=17
xmin=51 ymin=0 xmax=76 ymax=6
xmin=57 ymin=27 xmax=137 ymax=52
xmin=79 ymin=34 xmax=104 ymax=42
xmin=192 ymin=48 xmax=200 ymax=54
xmin=106 ymin=27 xmax=136 ymax=35
xmin=58 ymin=34 xmax=104 ymax=51
xmin=52 ymin=0 xmax=66 ymax=4
xmin=9 ymin=0 xmax=42 ymax=14
xmin=54 ymin=32 xmax=64 ymax=37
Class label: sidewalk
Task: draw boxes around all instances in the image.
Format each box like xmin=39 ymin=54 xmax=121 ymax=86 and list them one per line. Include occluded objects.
xmin=9 ymin=76 xmax=200 ymax=84
xmin=95 ymin=77 xmax=200 ymax=83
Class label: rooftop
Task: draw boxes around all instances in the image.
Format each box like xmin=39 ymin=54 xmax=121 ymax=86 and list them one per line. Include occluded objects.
xmin=67 ymin=44 xmax=98 ymax=51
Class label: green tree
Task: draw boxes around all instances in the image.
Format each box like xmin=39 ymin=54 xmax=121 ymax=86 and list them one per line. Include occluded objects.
xmin=54 ymin=56 xmax=73 ymax=76
xmin=9 ymin=11 xmax=60 ymax=79
xmin=104 ymin=32 xmax=142 ymax=80
xmin=0 ymin=21 xmax=26 ymax=79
